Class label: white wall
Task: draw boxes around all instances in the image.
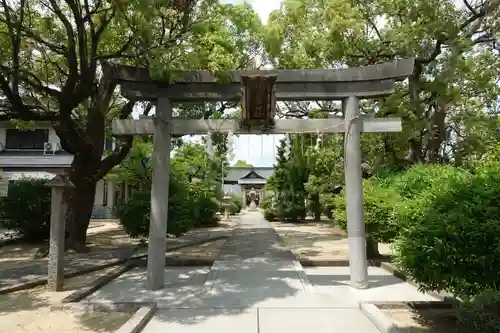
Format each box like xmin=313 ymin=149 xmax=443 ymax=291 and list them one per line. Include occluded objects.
xmin=92 ymin=179 xmax=115 ymax=218
xmin=223 ymin=184 xmax=241 ymax=196
xmin=95 ymin=179 xmax=104 ymax=205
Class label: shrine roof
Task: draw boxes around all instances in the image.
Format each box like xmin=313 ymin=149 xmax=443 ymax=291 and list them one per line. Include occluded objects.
xmin=226 ymin=167 xmax=274 ymax=182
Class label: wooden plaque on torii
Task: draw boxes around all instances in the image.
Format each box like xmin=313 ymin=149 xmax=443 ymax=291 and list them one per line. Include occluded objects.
xmin=240 ymin=74 xmax=277 ymax=130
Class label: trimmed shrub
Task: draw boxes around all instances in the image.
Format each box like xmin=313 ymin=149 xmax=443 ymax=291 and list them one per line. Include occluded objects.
xmin=261 ymin=194 xmax=277 ymax=221
xmin=393 ymin=163 xmax=500 ymax=298
xmin=229 ymin=195 xmax=242 ymax=214
xmin=333 ymin=180 xmax=401 ymax=255
xmin=189 ymin=181 xmax=220 ymax=228
xmin=113 ymin=190 xmax=150 ymax=238
xmin=114 ymin=175 xmax=195 ymax=238
xmin=0 ymin=179 xmax=51 ymax=243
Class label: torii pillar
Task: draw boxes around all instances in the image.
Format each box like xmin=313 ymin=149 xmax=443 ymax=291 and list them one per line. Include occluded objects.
xmin=344 ymin=96 xmax=368 ymax=288
xmin=146 ymin=98 xmax=172 ymax=290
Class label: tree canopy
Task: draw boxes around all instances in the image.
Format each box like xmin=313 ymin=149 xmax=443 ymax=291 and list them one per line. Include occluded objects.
xmin=233 ymin=159 xmax=253 ymax=168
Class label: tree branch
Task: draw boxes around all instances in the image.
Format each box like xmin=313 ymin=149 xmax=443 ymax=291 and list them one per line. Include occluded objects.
xmin=93 ymin=101 xmax=136 ymax=181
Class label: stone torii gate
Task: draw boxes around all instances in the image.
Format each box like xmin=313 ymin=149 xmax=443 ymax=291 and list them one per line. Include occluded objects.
xmin=110 ymin=59 xmax=415 ymax=291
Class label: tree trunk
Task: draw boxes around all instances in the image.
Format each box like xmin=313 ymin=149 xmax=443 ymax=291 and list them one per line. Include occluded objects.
xmin=65 ymin=152 xmax=99 ymax=251
xmin=366 ymin=238 xmax=381 ymax=259
xmin=311 ymin=193 xmax=321 ymax=221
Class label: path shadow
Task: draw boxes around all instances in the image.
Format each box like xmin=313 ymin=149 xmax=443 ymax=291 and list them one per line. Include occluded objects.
xmin=76 ymin=311 xmax=132 ymax=333
xmin=91 ymin=261 xmax=303 ymax=326
xmin=0 ymin=288 xmax=49 ymax=314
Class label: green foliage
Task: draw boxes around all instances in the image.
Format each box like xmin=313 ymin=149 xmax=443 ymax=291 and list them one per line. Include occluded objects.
xmin=456 ymin=290 xmax=500 ymax=333
xmin=393 ymin=162 xmax=500 ymax=298
xmin=189 ymin=181 xmax=220 ymax=228
xmin=264 ymin=0 xmax=499 ymax=169
xmin=107 ymin=140 xmax=152 ymax=186
xmin=388 ymin=164 xmax=469 ymax=199
xmin=332 ymin=180 xmax=401 ymax=243
xmin=0 ymin=179 xmax=51 ymax=243
xmin=233 ymin=160 xmax=253 ymax=168
xmin=266 ymin=136 xmax=309 ymax=221
xmin=114 ymin=142 xmax=222 ymax=239
xmin=113 ymin=191 xmax=151 ymax=238
xmin=261 ymin=194 xmax=277 ymax=221
xmin=228 ymin=194 xmax=243 ymax=214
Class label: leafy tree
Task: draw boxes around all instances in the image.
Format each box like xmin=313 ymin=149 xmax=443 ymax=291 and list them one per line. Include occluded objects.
xmin=0 ymin=0 xmax=209 ymax=249
xmin=264 ymin=0 xmax=500 ymax=169
xmin=233 ymin=159 xmax=253 ymax=168
xmin=0 ymin=0 xmax=264 ymax=249
xmin=266 ymin=135 xmax=309 ymax=221
xmin=114 ymin=141 xmax=222 ymax=237
xmin=266 ymin=137 xmax=290 ymax=218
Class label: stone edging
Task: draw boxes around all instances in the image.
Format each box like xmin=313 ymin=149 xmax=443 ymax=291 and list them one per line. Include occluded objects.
xmin=360 ymin=300 xmax=458 ymax=333
xmin=292 ymin=260 xmax=314 ymax=295
xmin=51 ymin=301 xmax=157 ymax=333
xmin=298 ymin=259 xmax=386 ymax=267
xmin=61 ymin=263 xmax=134 ymax=303
xmin=0 ymin=234 xmax=228 ymax=295
xmin=359 ymin=302 xmax=405 ymax=333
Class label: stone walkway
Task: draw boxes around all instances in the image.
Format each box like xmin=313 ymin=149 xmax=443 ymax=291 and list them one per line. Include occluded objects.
xmin=139 ymin=212 xmax=382 ymax=332
xmin=88 ymin=211 xmax=437 ymax=332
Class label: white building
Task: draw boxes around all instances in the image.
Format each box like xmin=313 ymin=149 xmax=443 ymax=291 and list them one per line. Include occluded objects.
xmin=223 ymin=167 xmax=274 ymax=207
xmin=0 ymin=121 xmax=115 ymax=218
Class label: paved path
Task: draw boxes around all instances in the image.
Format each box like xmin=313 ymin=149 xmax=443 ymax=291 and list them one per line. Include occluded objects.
xmin=141 ymin=211 xmax=382 ymax=333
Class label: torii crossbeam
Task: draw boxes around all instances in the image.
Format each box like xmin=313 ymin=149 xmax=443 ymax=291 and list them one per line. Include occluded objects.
xmin=110 ymin=59 xmax=415 ymax=291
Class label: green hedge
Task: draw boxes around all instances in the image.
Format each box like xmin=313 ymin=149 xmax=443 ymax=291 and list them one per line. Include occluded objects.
xmin=332 ymin=180 xmax=401 ymax=249
xmin=229 ymin=194 xmax=243 ymax=214
xmin=114 ymin=176 xmax=220 ymax=239
xmin=0 ymin=179 xmax=51 ymax=243
xmin=393 ymin=163 xmax=500 ymax=298
xmin=261 ymin=194 xmax=277 ymax=221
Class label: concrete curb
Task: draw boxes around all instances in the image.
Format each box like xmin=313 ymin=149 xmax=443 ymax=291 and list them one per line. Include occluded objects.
xmin=0 ymin=259 xmax=129 ymax=295
xmin=132 ymin=256 xmax=217 ymax=267
xmin=61 ymin=263 xmax=134 ymax=303
xmin=298 ymin=259 xmax=386 ymax=267
xmin=0 ymin=234 xmax=229 ymax=295
xmin=374 ymin=301 xmax=457 ymax=310
xmin=292 ymin=260 xmax=315 ymax=295
xmin=359 ymin=302 xmax=404 ymax=333
xmin=117 ymin=304 xmax=157 ymax=333
xmin=204 ymin=261 xmax=220 ymax=294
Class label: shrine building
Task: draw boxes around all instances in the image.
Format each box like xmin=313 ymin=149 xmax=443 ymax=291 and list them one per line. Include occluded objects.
xmin=223 ymin=166 xmax=274 ymax=207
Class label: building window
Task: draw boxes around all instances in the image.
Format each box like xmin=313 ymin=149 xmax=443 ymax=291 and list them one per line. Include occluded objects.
xmin=104 ymin=137 xmax=114 ymax=152
xmin=5 ymin=129 xmax=49 ymax=150
xmin=103 ymin=180 xmax=108 ymax=206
